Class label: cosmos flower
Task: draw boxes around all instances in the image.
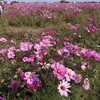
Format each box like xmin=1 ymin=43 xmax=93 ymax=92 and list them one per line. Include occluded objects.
xmin=51 ymin=62 xmax=66 ymax=80
xmin=0 ymin=49 xmax=7 ymax=55
xmin=0 ymin=38 xmax=7 ymax=42
xmin=65 ymin=68 xmax=76 ymax=82
xmin=10 ymin=40 xmax=16 ymax=44
xmin=34 ymin=43 xmax=42 ymax=51
xmin=93 ymin=53 xmax=100 ymax=61
xmin=81 ymin=62 xmax=87 ymax=70
xmin=22 ymin=54 xmax=34 ymax=63
xmin=58 ymin=48 xmax=70 ymax=57
xmin=42 ymin=62 xmax=51 ymax=69
xmin=72 ymin=45 xmax=79 ymax=55
xmin=23 ymin=72 xmax=39 ymax=84
xmin=27 ymin=81 xmax=42 ymax=89
xmin=74 ymin=74 xmax=82 ymax=83
xmin=7 ymin=51 xmax=15 ymax=59
xmin=34 ymin=50 xmax=47 ymax=59
xmin=40 ymin=39 xmax=52 ymax=48
xmin=43 ymin=35 xmax=53 ymax=40
xmin=81 ymin=48 xmax=91 ymax=58
xmin=8 ymin=46 xmax=16 ymax=52
xmin=22 ymin=57 xmax=29 ymax=62
xmin=20 ymin=42 xmax=33 ymax=51
xmin=58 ymin=79 xmax=71 ymax=97
xmin=0 ymin=96 xmax=5 ymax=100
xmin=83 ymin=78 xmax=90 ymax=90
xmin=10 ymin=80 xmax=20 ymax=90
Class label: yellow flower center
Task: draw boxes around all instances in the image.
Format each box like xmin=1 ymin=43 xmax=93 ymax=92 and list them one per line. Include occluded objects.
xmin=29 ymin=75 xmax=33 ymax=79
xmin=44 ymin=42 xmax=47 ymax=44
xmin=57 ymin=69 xmax=61 ymax=74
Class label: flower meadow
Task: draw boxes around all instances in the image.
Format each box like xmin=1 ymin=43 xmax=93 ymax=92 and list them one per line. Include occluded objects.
xmin=0 ymin=2 xmax=100 ymax=100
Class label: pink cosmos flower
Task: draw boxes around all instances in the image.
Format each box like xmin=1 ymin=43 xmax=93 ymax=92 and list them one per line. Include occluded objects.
xmin=22 ymin=54 xmax=34 ymax=63
xmin=26 ymin=81 xmax=42 ymax=89
xmin=16 ymin=49 xmax=21 ymax=52
xmin=85 ymin=27 xmax=90 ymax=33
xmin=0 ymin=38 xmax=7 ymax=42
xmin=72 ymin=45 xmax=79 ymax=55
xmin=74 ymin=74 xmax=82 ymax=83
xmin=34 ymin=43 xmax=42 ymax=51
xmin=20 ymin=42 xmax=33 ymax=51
xmin=8 ymin=46 xmax=16 ymax=52
xmin=43 ymin=35 xmax=53 ymax=40
xmin=64 ymin=42 xmax=71 ymax=48
xmin=22 ymin=57 xmax=29 ymax=62
xmin=10 ymin=40 xmax=16 ymax=44
xmin=67 ymin=23 xmax=80 ymax=30
xmin=40 ymin=39 xmax=52 ymax=48
xmin=55 ymin=38 xmax=60 ymax=44
xmin=85 ymin=24 xmax=97 ymax=33
xmin=93 ymin=53 xmax=100 ymax=61
xmin=34 ymin=50 xmax=47 ymax=59
xmin=83 ymin=78 xmax=90 ymax=90
xmin=64 ymin=68 xmax=76 ymax=81
xmin=28 ymin=57 xmax=34 ymax=62
xmin=51 ymin=62 xmax=66 ymax=80
xmin=63 ymin=42 xmax=73 ymax=51
xmin=24 ymin=33 xmax=28 ymax=39
xmin=7 ymin=51 xmax=15 ymax=59
xmin=0 ymin=49 xmax=7 ymax=54
xmin=81 ymin=48 xmax=91 ymax=58
xmin=23 ymin=72 xmax=39 ymax=84
xmin=58 ymin=48 xmax=70 ymax=57
xmin=45 ymin=30 xmax=55 ymax=36
xmin=58 ymin=79 xmax=71 ymax=97
xmin=90 ymin=50 xmax=96 ymax=56
xmin=81 ymin=62 xmax=87 ymax=70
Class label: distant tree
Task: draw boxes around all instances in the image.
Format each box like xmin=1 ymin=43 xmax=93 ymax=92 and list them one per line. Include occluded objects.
xmin=60 ymin=0 xmax=69 ymax=3
xmin=60 ymin=0 xmax=66 ymax=3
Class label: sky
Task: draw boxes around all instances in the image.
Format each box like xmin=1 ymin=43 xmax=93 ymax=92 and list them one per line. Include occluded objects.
xmin=6 ymin=0 xmax=100 ymax=2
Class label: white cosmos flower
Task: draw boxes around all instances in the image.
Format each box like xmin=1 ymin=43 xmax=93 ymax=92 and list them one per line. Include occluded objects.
xmin=58 ymin=79 xmax=71 ymax=97
xmin=42 ymin=62 xmax=51 ymax=69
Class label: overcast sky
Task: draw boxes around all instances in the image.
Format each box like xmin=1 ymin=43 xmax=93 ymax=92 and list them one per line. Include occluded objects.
xmin=6 ymin=0 xmax=100 ymax=2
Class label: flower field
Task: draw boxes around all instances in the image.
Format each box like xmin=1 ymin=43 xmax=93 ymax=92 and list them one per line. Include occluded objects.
xmin=0 ymin=2 xmax=100 ymax=100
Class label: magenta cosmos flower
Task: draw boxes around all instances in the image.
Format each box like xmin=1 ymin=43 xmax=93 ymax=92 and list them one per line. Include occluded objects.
xmin=0 ymin=96 xmax=4 ymax=100
xmin=23 ymin=72 xmax=39 ymax=84
xmin=51 ymin=62 xmax=67 ymax=80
